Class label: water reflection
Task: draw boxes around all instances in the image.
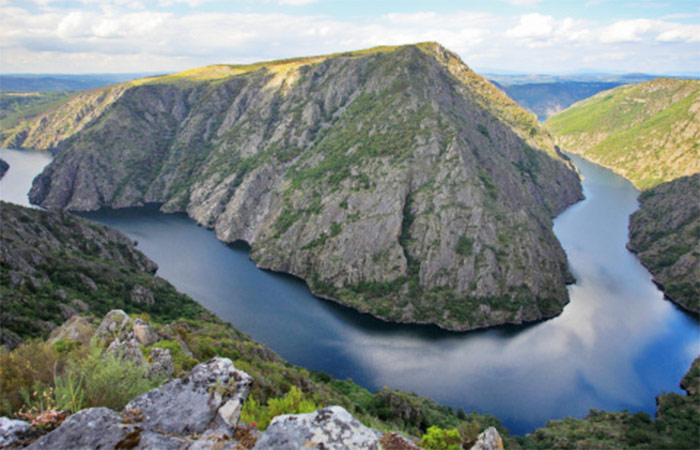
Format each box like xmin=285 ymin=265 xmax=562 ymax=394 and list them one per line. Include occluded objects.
xmin=1 ymin=148 xmax=697 ymax=435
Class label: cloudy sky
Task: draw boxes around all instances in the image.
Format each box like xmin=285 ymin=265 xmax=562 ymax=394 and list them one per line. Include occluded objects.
xmin=1 ymin=0 xmax=698 ymax=75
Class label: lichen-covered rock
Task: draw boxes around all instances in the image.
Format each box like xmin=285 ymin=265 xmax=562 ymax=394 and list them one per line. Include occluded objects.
xmin=26 ymin=408 xmax=131 ymax=449
xmin=123 ymin=357 xmax=252 ymax=435
xmin=133 ymin=318 xmax=159 ymax=346
xmin=0 ymin=417 xmax=37 ymax=448
xmin=470 ymin=427 xmax=504 ymax=450
xmin=94 ymin=309 xmax=129 ymax=340
xmin=131 ymin=285 xmax=155 ymax=305
xmin=47 ymin=315 xmax=94 ymax=346
xmin=253 ymin=406 xmax=381 ymax=450
xmin=148 ymin=347 xmax=174 ymax=379
xmin=106 ymin=337 xmax=146 ymax=365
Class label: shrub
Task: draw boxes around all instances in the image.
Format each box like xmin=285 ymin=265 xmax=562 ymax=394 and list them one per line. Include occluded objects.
xmin=241 ymin=386 xmax=317 ymax=431
xmin=76 ymin=341 xmax=164 ymax=411
xmin=420 ymin=425 xmax=462 ymax=450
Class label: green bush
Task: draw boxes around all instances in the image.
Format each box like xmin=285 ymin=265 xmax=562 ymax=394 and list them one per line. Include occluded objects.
xmin=77 ymin=341 xmax=164 ymax=411
xmin=241 ymin=386 xmax=317 ymax=430
xmin=420 ymin=425 xmax=462 ymax=450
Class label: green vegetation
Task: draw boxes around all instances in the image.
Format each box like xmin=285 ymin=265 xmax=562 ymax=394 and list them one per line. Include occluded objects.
xmin=0 ymin=91 xmax=76 ymax=129
xmin=545 ymin=78 xmax=700 ymax=189
xmin=420 ymin=425 xmax=462 ymax=449
xmin=455 ymin=236 xmax=474 ymax=256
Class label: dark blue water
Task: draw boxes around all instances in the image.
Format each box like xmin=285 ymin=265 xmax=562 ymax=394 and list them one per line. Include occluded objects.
xmin=1 ymin=148 xmax=697 ymax=435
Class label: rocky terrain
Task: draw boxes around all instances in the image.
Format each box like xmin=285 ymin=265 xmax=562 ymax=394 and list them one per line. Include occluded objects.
xmin=545 ymin=78 xmax=700 ymax=190
xmin=2 ymin=42 xmax=583 ymax=331
xmin=627 ymin=174 xmax=699 ymax=313
xmin=0 ymin=201 xmax=210 ymax=348
xmin=0 ymin=159 xmax=7 ymax=179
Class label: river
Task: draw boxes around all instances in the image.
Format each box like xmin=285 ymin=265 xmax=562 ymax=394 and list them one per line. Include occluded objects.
xmin=1 ymin=148 xmax=697 ymax=435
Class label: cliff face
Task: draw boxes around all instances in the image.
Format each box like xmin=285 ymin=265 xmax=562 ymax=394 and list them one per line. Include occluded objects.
xmin=627 ymin=174 xmax=699 ymax=314
xmin=545 ymin=78 xmax=700 ymax=190
xmin=14 ymin=43 xmax=583 ymax=330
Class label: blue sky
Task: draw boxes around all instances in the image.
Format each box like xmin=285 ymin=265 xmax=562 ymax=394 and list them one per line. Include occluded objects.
xmin=1 ymin=0 xmax=698 ymax=75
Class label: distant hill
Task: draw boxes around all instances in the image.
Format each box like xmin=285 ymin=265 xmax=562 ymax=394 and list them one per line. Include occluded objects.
xmin=499 ymin=81 xmax=623 ymax=120
xmin=545 ymin=78 xmax=700 ymax=190
xmin=0 ymin=74 xmax=158 ymax=92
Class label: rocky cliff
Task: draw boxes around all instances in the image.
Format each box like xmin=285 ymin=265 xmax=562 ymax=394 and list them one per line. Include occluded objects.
xmin=7 ymin=43 xmax=583 ymax=330
xmin=0 ymin=201 xmax=210 ymax=348
xmin=545 ymin=78 xmax=700 ymax=190
xmin=627 ymin=174 xmax=699 ymax=313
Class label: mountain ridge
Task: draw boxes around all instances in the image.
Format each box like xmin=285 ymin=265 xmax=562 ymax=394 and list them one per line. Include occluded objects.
xmin=2 ymin=42 xmax=583 ymax=331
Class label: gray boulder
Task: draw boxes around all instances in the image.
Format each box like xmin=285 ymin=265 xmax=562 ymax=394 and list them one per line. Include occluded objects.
xmin=130 ymin=285 xmax=154 ymax=305
xmin=123 ymin=357 xmax=252 ymax=435
xmin=94 ymin=309 xmax=129 ymax=340
xmin=0 ymin=417 xmax=37 ymax=448
xmin=470 ymin=426 xmax=504 ymax=450
xmin=26 ymin=408 xmax=131 ymax=449
xmin=47 ymin=315 xmax=94 ymax=346
xmin=148 ymin=347 xmax=174 ymax=379
xmin=133 ymin=318 xmax=159 ymax=346
xmin=253 ymin=406 xmax=380 ymax=450
xmin=106 ymin=337 xmax=146 ymax=365
xmin=57 ymin=303 xmax=77 ymax=320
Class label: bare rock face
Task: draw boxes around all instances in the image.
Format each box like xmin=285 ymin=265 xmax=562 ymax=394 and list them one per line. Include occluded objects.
xmin=47 ymin=315 xmax=94 ymax=346
xmin=470 ymin=426 xmax=504 ymax=450
xmin=26 ymin=408 xmax=129 ymax=449
xmin=147 ymin=347 xmax=174 ymax=379
xmin=253 ymin=406 xmax=381 ymax=450
xmin=94 ymin=309 xmax=130 ymax=340
xmin=0 ymin=417 xmax=37 ymax=448
xmin=26 ymin=358 xmax=252 ymax=450
xmin=130 ymin=285 xmax=155 ymax=305
xmin=123 ymin=357 xmax=253 ymax=435
xmin=21 ymin=43 xmax=583 ymax=330
xmin=133 ymin=318 xmax=159 ymax=346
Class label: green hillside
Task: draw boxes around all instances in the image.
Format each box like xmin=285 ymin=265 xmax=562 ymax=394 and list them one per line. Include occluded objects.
xmin=545 ymin=78 xmax=699 ymax=189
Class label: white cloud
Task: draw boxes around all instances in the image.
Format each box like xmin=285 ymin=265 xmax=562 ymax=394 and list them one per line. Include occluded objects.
xmin=0 ymin=4 xmax=697 ymax=75
xmin=498 ymin=0 xmax=542 ymax=6
xmin=599 ymin=18 xmax=700 ymax=43
xmin=278 ymin=0 xmax=318 ymax=5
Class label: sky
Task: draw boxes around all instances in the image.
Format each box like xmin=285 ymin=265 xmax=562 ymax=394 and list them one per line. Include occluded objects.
xmin=1 ymin=0 xmax=698 ymax=75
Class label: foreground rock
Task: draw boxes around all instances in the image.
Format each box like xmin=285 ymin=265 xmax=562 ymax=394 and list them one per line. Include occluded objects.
xmin=253 ymin=406 xmax=381 ymax=449
xmin=15 ymin=43 xmax=582 ymax=331
xmin=0 ymin=417 xmax=37 ymax=448
xmin=27 ymin=357 xmax=251 ymax=449
xmin=470 ymin=426 xmax=504 ymax=450
xmin=627 ymin=174 xmax=699 ymax=313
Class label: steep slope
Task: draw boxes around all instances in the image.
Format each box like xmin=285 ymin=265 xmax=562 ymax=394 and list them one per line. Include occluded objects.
xmin=627 ymin=174 xmax=699 ymax=313
xmin=9 ymin=43 xmax=583 ymax=331
xmin=545 ymin=78 xmax=700 ymax=190
xmin=0 ymin=201 xmax=210 ymax=348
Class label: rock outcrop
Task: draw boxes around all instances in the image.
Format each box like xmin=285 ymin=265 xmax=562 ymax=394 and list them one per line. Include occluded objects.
xmin=627 ymin=174 xmax=699 ymax=313
xmin=470 ymin=426 xmax=504 ymax=450
xmin=0 ymin=417 xmax=38 ymax=448
xmin=253 ymin=406 xmax=381 ymax=449
xmin=13 ymin=43 xmax=583 ymax=331
xmin=26 ymin=357 xmax=252 ymax=450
